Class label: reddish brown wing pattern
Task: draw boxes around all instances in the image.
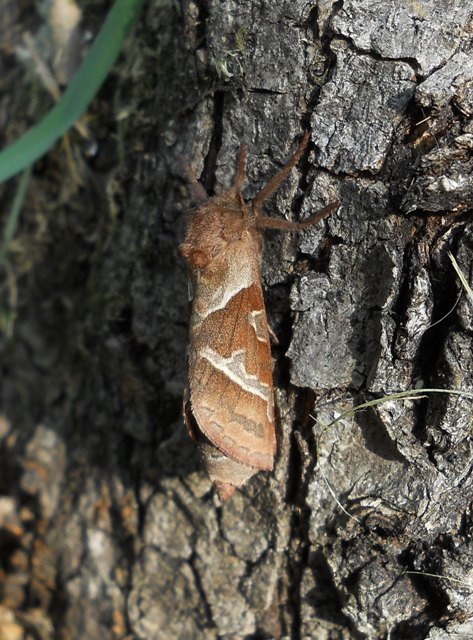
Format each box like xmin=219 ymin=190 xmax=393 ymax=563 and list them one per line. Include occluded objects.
xmin=189 ymin=245 xmax=275 ymax=470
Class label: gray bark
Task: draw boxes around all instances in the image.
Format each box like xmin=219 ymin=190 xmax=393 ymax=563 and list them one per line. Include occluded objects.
xmin=1 ymin=1 xmax=472 ymax=639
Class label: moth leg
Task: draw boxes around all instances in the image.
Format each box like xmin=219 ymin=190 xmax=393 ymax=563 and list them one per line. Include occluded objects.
xmin=252 ymin=131 xmax=310 ymax=217
xmin=256 ymin=200 xmax=340 ymax=231
xmin=233 ymin=143 xmax=247 ymax=192
xmin=181 ymin=157 xmax=208 ymax=203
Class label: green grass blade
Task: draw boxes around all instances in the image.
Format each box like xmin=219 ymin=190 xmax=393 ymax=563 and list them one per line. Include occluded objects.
xmin=321 ymin=387 xmax=473 ymax=431
xmin=0 ymin=167 xmax=32 ymax=268
xmin=0 ymin=0 xmax=146 ymax=183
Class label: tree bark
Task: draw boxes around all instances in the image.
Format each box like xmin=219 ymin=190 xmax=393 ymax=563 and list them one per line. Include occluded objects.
xmin=1 ymin=1 xmax=473 ymax=639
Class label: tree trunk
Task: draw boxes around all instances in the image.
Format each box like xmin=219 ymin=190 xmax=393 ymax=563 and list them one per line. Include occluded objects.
xmin=1 ymin=1 xmax=472 ymax=639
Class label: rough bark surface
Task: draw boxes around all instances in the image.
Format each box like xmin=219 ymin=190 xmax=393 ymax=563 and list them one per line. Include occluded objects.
xmin=0 ymin=1 xmax=472 ymax=639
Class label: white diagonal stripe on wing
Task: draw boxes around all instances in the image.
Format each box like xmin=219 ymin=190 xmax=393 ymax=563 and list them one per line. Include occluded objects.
xmin=200 ymin=347 xmax=271 ymax=413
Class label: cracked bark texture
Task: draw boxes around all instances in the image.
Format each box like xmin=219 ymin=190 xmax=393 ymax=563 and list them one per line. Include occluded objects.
xmin=0 ymin=1 xmax=472 ymax=639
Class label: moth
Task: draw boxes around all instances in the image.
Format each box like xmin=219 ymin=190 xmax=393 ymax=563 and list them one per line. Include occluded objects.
xmin=180 ymin=132 xmax=338 ymax=501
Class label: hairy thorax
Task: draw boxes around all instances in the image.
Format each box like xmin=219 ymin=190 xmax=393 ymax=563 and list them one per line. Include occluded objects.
xmin=180 ymin=192 xmax=260 ymax=270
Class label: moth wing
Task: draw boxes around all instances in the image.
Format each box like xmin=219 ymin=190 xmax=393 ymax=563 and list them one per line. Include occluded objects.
xmin=189 ymin=276 xmax=276 ymax=471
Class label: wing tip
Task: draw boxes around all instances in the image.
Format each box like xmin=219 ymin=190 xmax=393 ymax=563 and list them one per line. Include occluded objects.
xmin=192 ymin=404 xmax=275 ymax=469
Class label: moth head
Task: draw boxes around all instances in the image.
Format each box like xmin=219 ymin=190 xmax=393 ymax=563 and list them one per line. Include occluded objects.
xmin=180 ymin=189 xmax=253 ymax=269
xmin=181 ymin=135 xmax=317 ymax=269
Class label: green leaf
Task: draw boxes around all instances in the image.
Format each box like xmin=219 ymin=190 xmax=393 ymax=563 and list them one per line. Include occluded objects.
xmin=0 ymin=167 xmax=32 ymax=268
xmin=0 ymin=0 xmax=146 ymax=183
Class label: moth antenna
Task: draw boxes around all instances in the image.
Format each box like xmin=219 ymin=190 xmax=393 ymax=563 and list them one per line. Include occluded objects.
xmin=181 ymin=157 xmax=208 ymax=203
xmin=252 ymin=131 xmax=310 ymax=217
xmin=233 ymin=143 xmax=247 ymax=192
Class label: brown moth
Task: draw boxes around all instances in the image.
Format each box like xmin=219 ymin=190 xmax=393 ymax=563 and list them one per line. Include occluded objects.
xmin=180 ymin=132 xmax=338 ymax=501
